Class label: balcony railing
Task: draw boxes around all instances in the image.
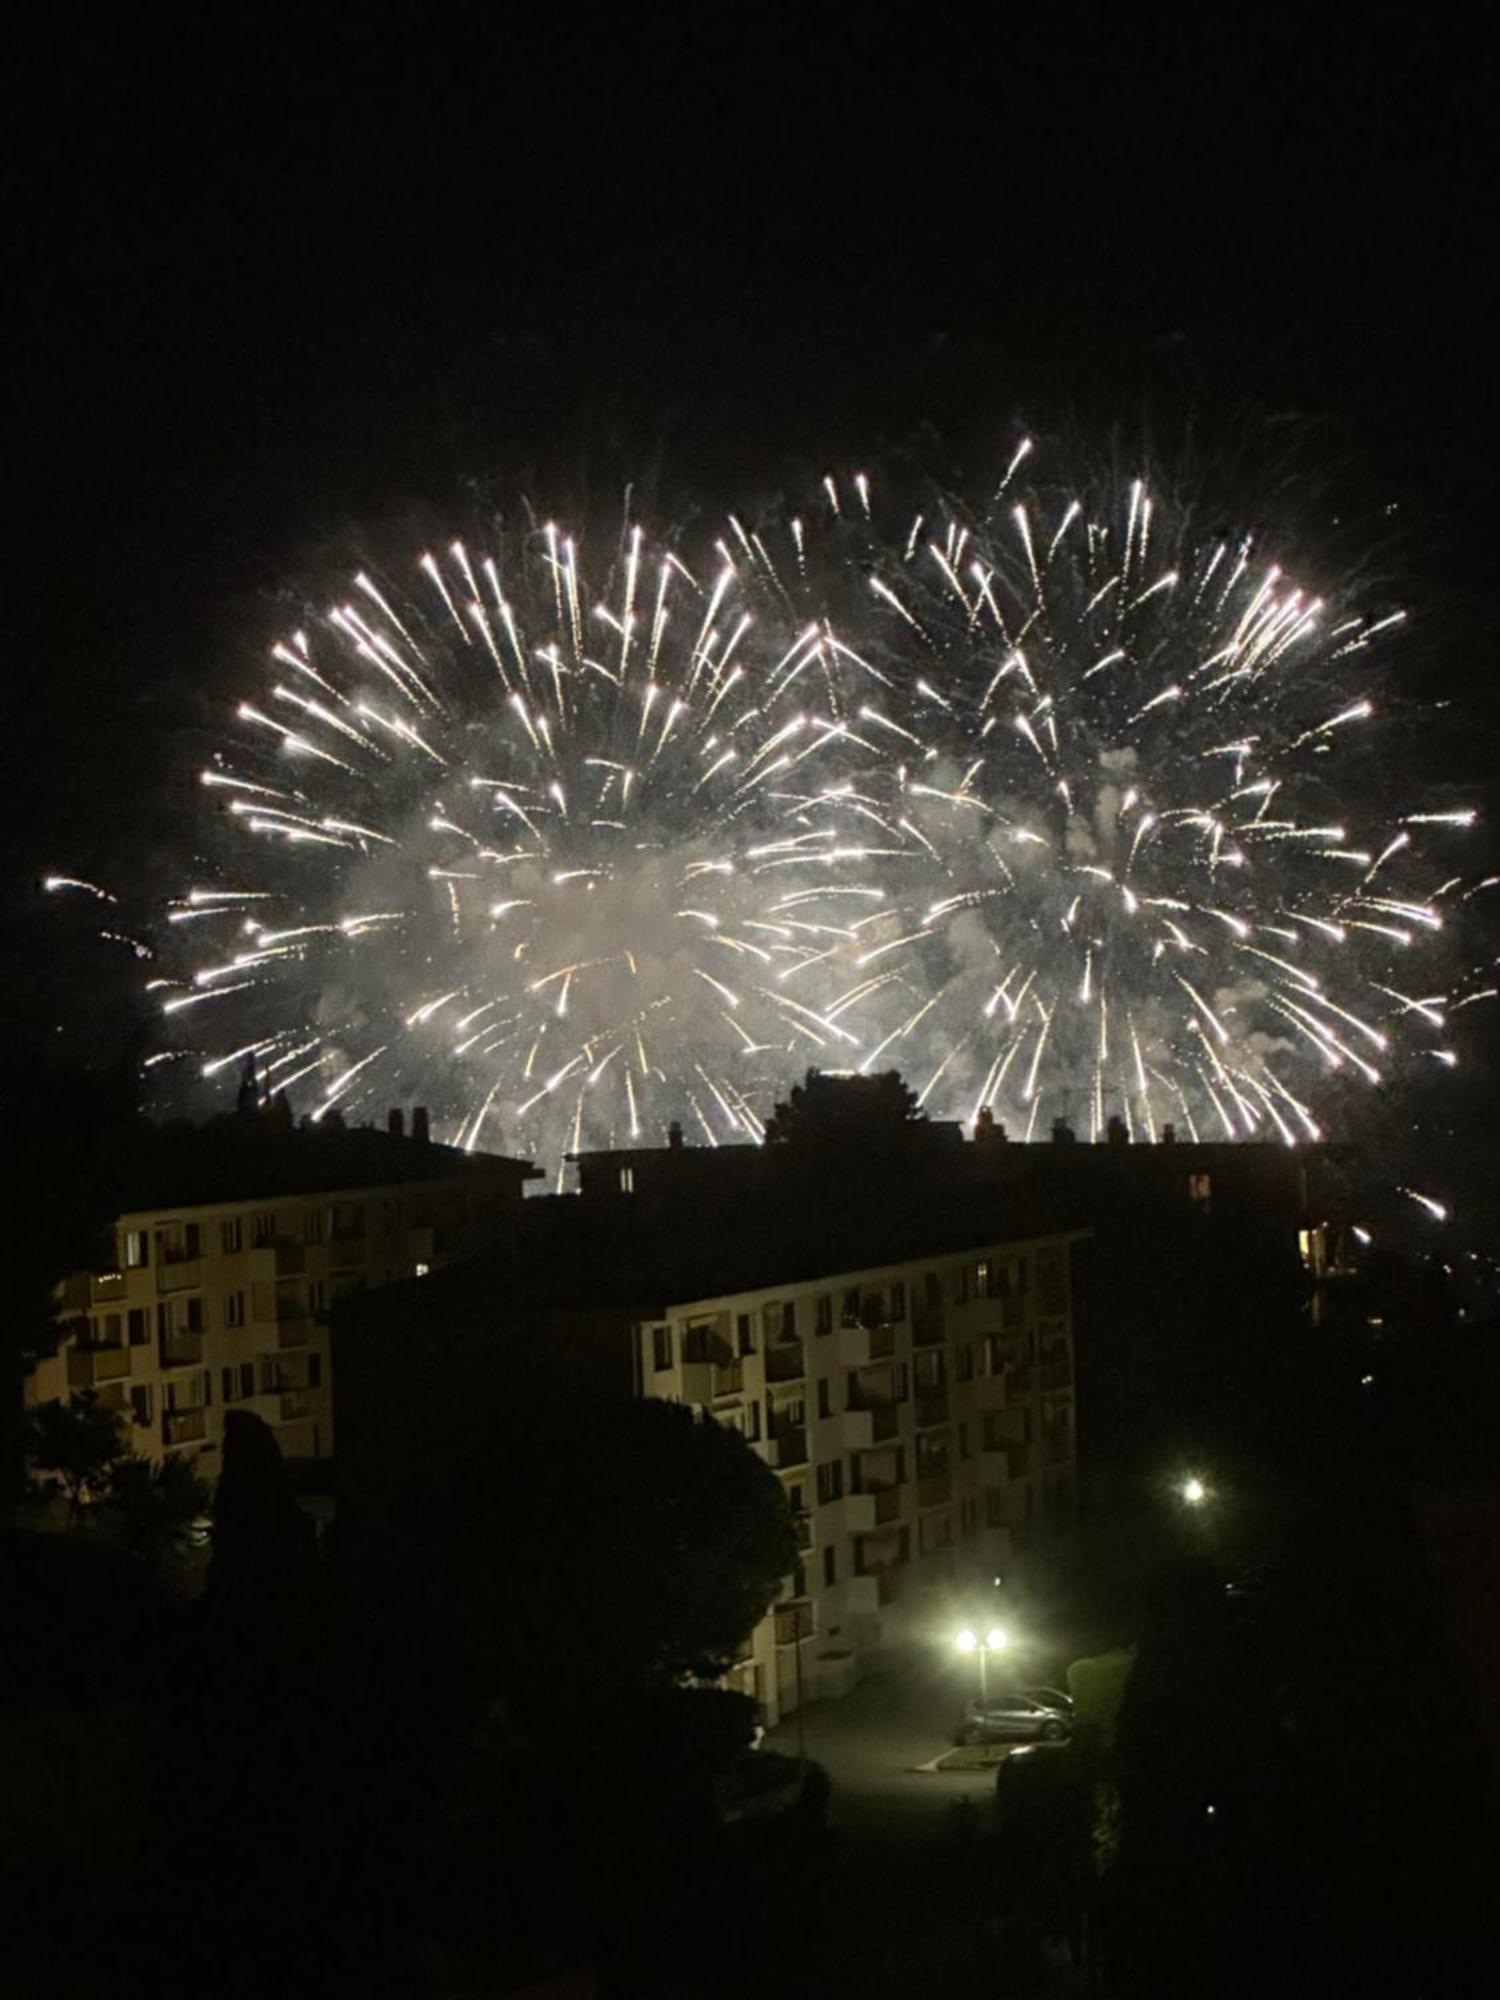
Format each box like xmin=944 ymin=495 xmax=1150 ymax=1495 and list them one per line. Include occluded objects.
xmin=874 ymin=1483 xmax=904 ymax=1525
xmin=912 ymin=1310 xmax=945 ymax=1347
xmin=917 ymin=1467 xmax=953 ymax=1509
xmin=713 ymin=1359 xmax=744 ymax=1398
xmin=765 ymin=1342 xmax=806 ymax=1384
xmin=877 ymin=1570 xmax=902 ymax=1607
xmin=914 ymin=1388 xmax=950 ymax=1429
xmin=68 ymin=1344 xmax=131 ymax=1388
xmin=158 ymin=1335 xmax=204 ymax=1371
xmin=162 ymin=1407 xmax=206 ymax=1446
xmin=769 ymin=1426 xmax=808 ymax=1470
xmin=793 ymin=1511 xmax=814 ymax=1553
xmin=280 ymin=1390 xmax=312 ymax=1423
xmin=155 ymin=1259 xmax=202 ymax=1295
xmin=775 ymin=1601 xmax=813 ymax=1647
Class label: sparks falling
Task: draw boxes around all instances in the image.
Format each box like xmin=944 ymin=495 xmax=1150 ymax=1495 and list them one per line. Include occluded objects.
xmin=118 ymin=447 xmax=1487 ymax=1162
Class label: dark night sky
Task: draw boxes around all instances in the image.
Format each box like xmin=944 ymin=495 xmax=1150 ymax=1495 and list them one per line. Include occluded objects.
xmin=6 ymin=4 xmax=1499 ymax=1225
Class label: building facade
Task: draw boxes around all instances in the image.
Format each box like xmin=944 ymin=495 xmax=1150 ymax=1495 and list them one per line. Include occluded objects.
xmin=637 ymin=1228 xmax=1082 ymax=1724
xmin=28 ymin=1125 xmax=537 ymax=1479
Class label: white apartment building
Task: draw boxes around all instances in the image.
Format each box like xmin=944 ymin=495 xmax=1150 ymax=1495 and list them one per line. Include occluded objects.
xmin=637 ymin=1227 xmax=1082 ymax=1725
xmin=29 ymin=1131 xmax=536 ymax=1478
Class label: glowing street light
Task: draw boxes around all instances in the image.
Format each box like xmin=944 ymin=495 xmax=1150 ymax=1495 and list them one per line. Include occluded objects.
xmin=1180 ymin=1476 xmax=1208 ymax=1507
xmin=956 ymin=1623 xmax=1010 ymax=1703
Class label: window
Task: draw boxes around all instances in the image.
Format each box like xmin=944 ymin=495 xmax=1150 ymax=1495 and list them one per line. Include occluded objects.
xmin=953 ymin=1264 xmax=972 ymax=1305
xmin=309 ymin=1280 xmax=327 ymax=1315
xmin=221 ymin=1216 xmax=243 ymax=1255
xmin=183 ymin=1296 xmax=205 ymax=1334
xmin=959 ymin=1422 xmax=971 ymax=1460
xmin=890 ymin=1281 xmax=907 ymax=1321
xmin=619 ymin=1166 xmax=635 ymax=1194
xmin=956 ymin=1342 xmax=974 ymax=1383
xmin=98 ymin=1313 xmax=122 ymax=1348
xmin=156 ymin=1302 xmax=171 ymax=1339
xmin=781 ymin=1301 xmax=798 ymax=1341
xmin=124 ymin=1229 xmax=149 ymax=1269
xmin=976 ymin=1259 xmax=990 ymax=1295
xmin=816 ymin=1460 xmax=844 ymax=1505
xmin=736 ymin=1312 xmax=755 ymax=1356
xmin=203 ymin=1369 xmax=212 ymax=1406
xmin=127 ymin=1308 xmax=148 ymax=1346
xmin=817 ymin=1379 xmax=832 ymax=1419
xmin=815 ymin=1293 xmax=833 ymax=1336
xmin=302 ymin=1207 xmax=325 ymax=1245
xmin=822 ymin=1545 xmax=837 ymax=1587
xmin=1189 ymin=1172 xmax=1213 ymax=1212
xmin=841 ymin=1288 xmax=860 ymax=1328
xmin=225 ymin=1291 xmax=245 ymax=1329
xmin=183 ymin=1222 xmax=201 ymax=1259
xmin=221 ymin=1366 xmax=235 ymax=1403
xmin=252 ymin=1213 xmax=275 ymax=1248
xmin=309 ymin=1353 xmax=322 ymax=1388
xmin=129 ymin=1385 xmax=153 ymax=1427
xmin=985 ymin=1487 xmax=1006 ymax=1528
xmin=652 ymin=1326 xmax=673 ymax=1372
xmin=414 ymin=1262 xmax=431 ymax=1278
xmin=683 ymin=1321 xmax=716 ymax=1364
xmin=240 ymin=1362 xmax=255 ymax=1399
xmin=746 ymin=1400 xmax=761 ymax=1443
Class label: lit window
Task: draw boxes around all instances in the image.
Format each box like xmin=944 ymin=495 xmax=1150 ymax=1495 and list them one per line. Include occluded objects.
xmin=414 ymin=1261 xmax=431 ymax=1278
xmin=1188 ymin=1173 xmax=1213 ymax=1209
xmin=619 ymin=1165 xmax=635 ymax=1194
xmin=123 ymin=1229 xmax=149 ymax=1269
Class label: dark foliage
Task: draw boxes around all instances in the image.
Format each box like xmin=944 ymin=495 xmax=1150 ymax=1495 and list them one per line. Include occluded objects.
xmin=764 ymin=1066 xmax=925 ymax=1148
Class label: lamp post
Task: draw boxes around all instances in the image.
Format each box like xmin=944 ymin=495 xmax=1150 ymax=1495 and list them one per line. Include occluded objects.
xmin=1179 ymin=1476 xmax=1208 ymax=1508
xmin=956 ymin=1624 xmax=1009 ymax=1705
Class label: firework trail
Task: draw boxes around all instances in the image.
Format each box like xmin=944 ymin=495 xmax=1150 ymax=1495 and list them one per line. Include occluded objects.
xmin=76 ymin=443 xmax=1488 ymax=1166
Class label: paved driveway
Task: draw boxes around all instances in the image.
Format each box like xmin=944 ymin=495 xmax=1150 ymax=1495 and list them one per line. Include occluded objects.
xmin=763 ymin=1647 xmax=1003 ymax=1838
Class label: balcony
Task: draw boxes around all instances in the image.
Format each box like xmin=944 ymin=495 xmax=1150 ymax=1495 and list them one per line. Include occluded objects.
xmin=973 ymin=1370 xmax=1009 ymax=1411
xmin=765 ymin=1341 xmax=807 ymax=1385
xmin=775 ymin=1602 xmax=813 ymax=1647
xmin=1007 ymin=1443 xmax=1031 ymax=1479
xmin=712 ymin=1359 xmax=745 ymax=1399
xmin=162 ymin=1407 xmax=206 ymax=1446
xmin=840 ymin=1575 xmax=880 ymax=1616
xmin=1040 ymin=1360 xmax=1072 ymax=1393
xmin=155 ymin=1259 xmax=202 ymax=1295
xmin=67 ymin=1343 xmax=131 ymax=1388
xmin=1041 ymin=1434 xmax=1071 ymax=1469
xmin=793 ymin=1510 xmax=814 ymax=1553
xmin=914 ymin=1387 xmax=950 ymax=1429
xmin=279 ymin=1390 xmax=312 ymax=1424
xmin=158 ymin=1335 xmax=204 ymax=1371
xmin=60 ymin=1271 xmax=127 ymax=1310
xmin=769 ymin=1426 xmax=808 ymax=1471
xmin=837 ymin=1321 xmax=895 ymax=1369
xmin=275 ymin=1241 xmax=308 ymax=1276
xmin=874 ymin=1483 xmax=904 ymax=1525
xmin=917 ymin=1467 xmax=953 ymax=1509
xmin=1006 ymin=1366 xmax=1035 ymax=1398
xmin=827 ymin=1492 xmax=875 ymax=1538
xmin=912 ymin=1309 xmax=945 ymax=1348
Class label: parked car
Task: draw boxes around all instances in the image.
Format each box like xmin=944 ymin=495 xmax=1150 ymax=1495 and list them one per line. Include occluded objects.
xmin=955 ymin=1687 xmax=1074 ymax=1745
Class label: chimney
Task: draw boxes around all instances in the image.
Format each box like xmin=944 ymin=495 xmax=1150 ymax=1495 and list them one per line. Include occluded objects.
xmin=412 ymin=1106 xmax=430 ymax=1146
xmin=1160 ymin=1122 xmax=1177 ymax=1145
xmin=668 ymin=1120 xmax=684 ymax=1151
xmin=388 ymin=1107 xmax=405 ymax=1140
xmin=1106 ymin=1114 xmax=1129 ymax=1147
xmin=1051 ymin=1117 xmax=1076 ymax=1146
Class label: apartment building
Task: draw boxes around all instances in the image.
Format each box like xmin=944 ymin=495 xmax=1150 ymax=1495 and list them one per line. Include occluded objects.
xmin=28 ymin=1109 xmax=538 ymax=1478
xmin=637 ymin=1228 xmax=1082 ymax=1723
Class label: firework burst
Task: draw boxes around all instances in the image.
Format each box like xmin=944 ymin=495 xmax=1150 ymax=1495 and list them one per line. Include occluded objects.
xmin=117 ymin=443 xmax=1486 ymax=1164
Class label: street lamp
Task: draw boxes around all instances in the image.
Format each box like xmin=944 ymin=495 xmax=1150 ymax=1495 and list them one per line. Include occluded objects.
xmin=956 ymin=1623 xmax=1010 ymax=1704
xmin=1180 ymin=1476 xmax=1207 ymax=1507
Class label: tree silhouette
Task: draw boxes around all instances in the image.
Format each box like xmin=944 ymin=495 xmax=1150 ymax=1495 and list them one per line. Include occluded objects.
xmin=26 ymin=1391 xmax=130 ymax=1517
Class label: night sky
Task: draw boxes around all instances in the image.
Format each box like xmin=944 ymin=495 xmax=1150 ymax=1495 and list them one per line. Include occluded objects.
xmin=8 ymin=5 xmax=1499 ymax=1227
